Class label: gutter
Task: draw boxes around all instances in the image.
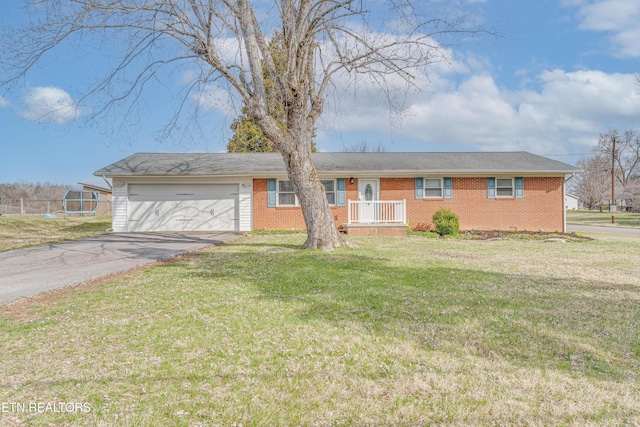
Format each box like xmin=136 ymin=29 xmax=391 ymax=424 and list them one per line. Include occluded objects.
xmin=96 ymin=170 xmax=579 ymax=179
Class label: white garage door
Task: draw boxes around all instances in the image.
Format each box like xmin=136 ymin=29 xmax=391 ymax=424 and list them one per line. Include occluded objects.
xmin=128 ymin=184 xmax=239 ymax=232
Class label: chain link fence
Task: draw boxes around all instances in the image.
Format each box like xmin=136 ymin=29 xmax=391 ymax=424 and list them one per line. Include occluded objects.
xmin=0 ymin=199 xmax=62 ymax=216
xmin=0 ymin=199 xmax=112 ymax=216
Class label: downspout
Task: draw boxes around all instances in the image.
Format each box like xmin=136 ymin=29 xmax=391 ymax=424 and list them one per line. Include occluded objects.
xmin=102 ymin=175 xmax=112 ymax=189
xmin=102 ymin=176 xmax=114 ymax=232
xmin=563 ymin=173 xmax=577 ymax=233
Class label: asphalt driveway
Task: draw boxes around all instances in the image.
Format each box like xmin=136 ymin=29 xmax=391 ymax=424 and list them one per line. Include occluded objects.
xmin=0 ymin=231 xmax=243 ymax=307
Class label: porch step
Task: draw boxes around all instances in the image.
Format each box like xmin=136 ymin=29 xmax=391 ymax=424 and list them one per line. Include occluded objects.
xmin=341 ymin=223 xmax=407 ymax=236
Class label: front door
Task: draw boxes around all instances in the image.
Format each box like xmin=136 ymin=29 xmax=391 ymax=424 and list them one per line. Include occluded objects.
xmin=358 ymin=179 xmax=379 ymax=223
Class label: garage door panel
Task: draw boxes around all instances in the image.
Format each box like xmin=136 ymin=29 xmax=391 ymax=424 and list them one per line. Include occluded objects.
xmin=129 ymin=184 xmax=237 ymax=201
xmin=128 ymin=184 xmax=239 ymax=232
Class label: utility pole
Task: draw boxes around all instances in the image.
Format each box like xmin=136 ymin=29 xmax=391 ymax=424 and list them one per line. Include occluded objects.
xmin=611 ymin=137 xmax=616 ymax=224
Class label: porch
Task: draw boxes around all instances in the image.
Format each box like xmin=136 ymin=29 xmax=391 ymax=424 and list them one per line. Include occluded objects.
xmin=343 ymin=200 xmax=407 ymax=236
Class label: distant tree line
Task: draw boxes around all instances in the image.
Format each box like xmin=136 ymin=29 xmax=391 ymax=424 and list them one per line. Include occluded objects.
xmin=572 ymin=129 xmax=640 ymax=211
xmin=0 ymin=182 xmax=73 ymax=205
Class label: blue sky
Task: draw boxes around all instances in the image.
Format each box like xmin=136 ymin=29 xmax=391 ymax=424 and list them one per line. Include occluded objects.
xmin=1 ymin=0 xmax=639 ymax=187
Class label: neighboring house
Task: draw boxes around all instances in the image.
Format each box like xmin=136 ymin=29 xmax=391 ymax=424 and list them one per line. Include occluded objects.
xmin=565 ymin=193 xmax=581 ymax=211
xmin=79 ymin=182 xmax=113 ymax=216
xmin=94 ymin=152 xmax=579 ymax=234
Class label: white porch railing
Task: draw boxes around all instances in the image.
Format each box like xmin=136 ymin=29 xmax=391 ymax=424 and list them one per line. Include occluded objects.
xmin=347 ymin=200 xmax=406 ymax=224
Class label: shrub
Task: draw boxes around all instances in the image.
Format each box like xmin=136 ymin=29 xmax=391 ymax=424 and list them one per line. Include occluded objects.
xmin=432 ymin=208 xmax=460 ymax=236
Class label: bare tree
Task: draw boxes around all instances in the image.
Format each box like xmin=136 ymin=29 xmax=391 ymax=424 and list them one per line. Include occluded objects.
xmin=342 ymin=141 xmax=386 ymax=153
xmin=573 ymin=155 xmax=610 ymax=210
xmin=1 ymin=0 xmax=487 ymax=250
xmin=596 ymin=129 xmax=640 ymax=190
xmin=0 ymin=182 xmax=72 ymax=205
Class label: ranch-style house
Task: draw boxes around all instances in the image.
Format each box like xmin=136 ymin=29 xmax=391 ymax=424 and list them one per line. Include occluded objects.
xmin=94 ymin=151 xmax=579 ymax=235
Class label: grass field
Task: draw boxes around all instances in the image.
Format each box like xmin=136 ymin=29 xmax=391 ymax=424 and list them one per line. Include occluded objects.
xmin=567 ymin=209 xmax=640 ymax=227
xmin=1 ymin=233 xmax=638 ymax=426
xmin=0 ymin=216 xmax=112 ymax=251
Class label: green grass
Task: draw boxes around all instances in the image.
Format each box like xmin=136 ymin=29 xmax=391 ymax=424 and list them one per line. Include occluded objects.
xmin=1 ymin=234 xmax=639 ymax=426
xmin=0 ymin=216 xmax=112 ymax=251
xmin=567 ymin=209 xmax=640 ymax=227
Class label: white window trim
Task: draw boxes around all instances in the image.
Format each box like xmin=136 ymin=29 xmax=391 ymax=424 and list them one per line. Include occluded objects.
xmin=277 ymin=179 xmax=297 ymax=206
xmin=322 ymin=179 xmax=337 ymax=206
xmin=496 ymin=177 xmax=515 ymax=198
xmin=276 ymin=179 xmax=337 ymax=206
xmin=423 ymin=177 xmax=444 ymax=199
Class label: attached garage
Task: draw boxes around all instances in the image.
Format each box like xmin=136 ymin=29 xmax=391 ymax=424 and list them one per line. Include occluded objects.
xmin=127 ymin=184 xmax=239 ymax=232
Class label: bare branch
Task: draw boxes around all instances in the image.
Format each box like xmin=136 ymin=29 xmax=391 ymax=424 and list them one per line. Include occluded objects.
xmin=1 ymin=0 xmax=493 ymax=250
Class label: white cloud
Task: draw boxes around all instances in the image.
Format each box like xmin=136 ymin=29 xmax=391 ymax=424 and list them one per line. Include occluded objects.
xmin=322 ymin=67 xmax=640 ymax=156
xmin=190 ymin=83 xmax=239 ymax=116
xmin=535 ymin=69 xmax=639 ymax=119
xmin=0 ymin=96 xmax=9 ymax=108
xmin=21 ymin=86 xmax=83 ymax=123
xmin=185 ymin=20 xmax=640 ymax=160
xmin=191 ymin=27 xmax=462 ymax=122
xmin=313 ymin=5 xmax=640 ymax=156
xmin=572 ymin=0 xmax=640 ymax=57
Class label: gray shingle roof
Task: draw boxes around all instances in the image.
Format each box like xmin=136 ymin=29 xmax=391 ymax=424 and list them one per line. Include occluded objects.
xmin=94 ymin=152 xmax=578 ymax=177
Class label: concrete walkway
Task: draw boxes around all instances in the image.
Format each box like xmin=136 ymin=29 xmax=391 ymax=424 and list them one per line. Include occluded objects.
xmin=0 ymin=232 xmax=243 ymax=307
xmin=567 ymin=224 xmax=640 ymax=236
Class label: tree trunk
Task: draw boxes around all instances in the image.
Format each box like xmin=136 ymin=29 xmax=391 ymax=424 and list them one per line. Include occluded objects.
xmin=281 ymin=149 xmax=351 ymax=251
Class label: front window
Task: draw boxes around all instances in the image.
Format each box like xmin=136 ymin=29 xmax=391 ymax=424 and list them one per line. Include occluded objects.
xmin=278 ymin=180 xmax=296 ymax=205
xmin=424 ymin=178 xmax=443 ymax=198
xmin=277 ymin=179 xmax=336 ymax=206
xmin=322 ymin=180 xmax=335 ymax=205
xmin=496 ymin=178 xmax=514 ymax=197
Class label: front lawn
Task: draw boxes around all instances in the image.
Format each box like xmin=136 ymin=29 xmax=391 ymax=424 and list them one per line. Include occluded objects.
xmin=1 ymin=234 xmax=638 ymax=426
xmin=0 ymin=216 xmax=112 ymax=252
xmin=567 ymin=209 xmax=640 ymax=227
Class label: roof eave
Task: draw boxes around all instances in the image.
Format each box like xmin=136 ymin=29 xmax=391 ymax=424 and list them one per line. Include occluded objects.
xmin=97 ymin=169 xmax=577 ymax=178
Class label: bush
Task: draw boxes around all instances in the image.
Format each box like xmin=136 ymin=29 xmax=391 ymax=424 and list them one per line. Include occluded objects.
xmin=432 ymin=208 xmax=460 ymax=236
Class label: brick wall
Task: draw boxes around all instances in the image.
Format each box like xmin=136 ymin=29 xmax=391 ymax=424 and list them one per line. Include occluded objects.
xmin=395 ymin=177 xmax=565 ymax=232
xmin=253 ymin=177 xmax=565 ymax=232
xmin=252 ymin=178 xmax=358 ymax=230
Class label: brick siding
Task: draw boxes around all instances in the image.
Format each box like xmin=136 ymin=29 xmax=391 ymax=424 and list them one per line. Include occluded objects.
xmin=252 ymin=178 xmax=358 ymax=230
xmin=253 ymin=177 xmax=565 ymax=232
